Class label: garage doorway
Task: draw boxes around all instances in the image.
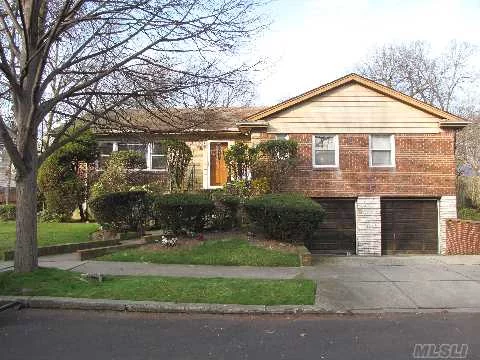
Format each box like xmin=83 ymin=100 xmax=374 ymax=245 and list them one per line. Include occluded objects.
xmin=309 ymin=199 xmax=356 ymax=254
xmin=381 ymin=199 xmax=438 ymax=254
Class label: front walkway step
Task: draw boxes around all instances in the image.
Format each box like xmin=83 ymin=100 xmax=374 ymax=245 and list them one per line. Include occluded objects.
xmin=77 ymin=242 xmax=145 ymax=261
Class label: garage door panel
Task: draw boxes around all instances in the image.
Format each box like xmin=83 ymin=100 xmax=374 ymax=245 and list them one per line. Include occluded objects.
xmin=309 ymin=199 xmax=356 ymax=254
xmin=381 ymin=199 xmax=438 ymax=254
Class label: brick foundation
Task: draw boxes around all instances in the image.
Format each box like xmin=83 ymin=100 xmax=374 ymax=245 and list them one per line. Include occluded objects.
xmin=446 ymin=219 xmax=480 ymax=255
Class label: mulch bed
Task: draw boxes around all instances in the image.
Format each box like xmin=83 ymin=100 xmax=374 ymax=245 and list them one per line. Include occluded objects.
xmin=140 ymin=230 xmax=298 ymax=254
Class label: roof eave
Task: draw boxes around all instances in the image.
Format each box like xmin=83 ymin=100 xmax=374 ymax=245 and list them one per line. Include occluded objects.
xmin=236 ymin=121 xmax=268 ymax=128
xmin=439 ymin=121 xmax=470 ymax=128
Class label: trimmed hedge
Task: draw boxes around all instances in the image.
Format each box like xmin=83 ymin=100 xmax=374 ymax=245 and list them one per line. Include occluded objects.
xmin=245 ymin=193 xmax=325 ymax=243
xmin=210 ymin=193 xmax=241 ymax=230
xmin=88 ymin=191 xmax=150 ymax=233
xmin=0 ymin=204 xmax=15 ymax=221
xmin=152 ymin=193 xmax=215 ymax=233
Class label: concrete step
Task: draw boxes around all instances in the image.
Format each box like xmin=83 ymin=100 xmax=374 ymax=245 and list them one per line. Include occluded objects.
xmin=77 ymin=242 xmax=145 ymax=261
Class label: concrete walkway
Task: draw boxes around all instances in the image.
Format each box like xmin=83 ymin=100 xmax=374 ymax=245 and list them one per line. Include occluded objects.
xmin=3 ymin=254 xmax=480 ymax=312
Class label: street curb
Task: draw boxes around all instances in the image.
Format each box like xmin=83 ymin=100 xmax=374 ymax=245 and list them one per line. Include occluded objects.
xmin=0 ymin=296 xmax=334 ymax=315
xmin=3 ymin=296 xmax=480 ymax=315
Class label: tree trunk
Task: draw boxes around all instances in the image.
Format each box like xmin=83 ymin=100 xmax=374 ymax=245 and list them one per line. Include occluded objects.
xmin=14 ymin=144 xmax=38 ymax=272
xmin=78 ymin=202 xmax=86 ymax=222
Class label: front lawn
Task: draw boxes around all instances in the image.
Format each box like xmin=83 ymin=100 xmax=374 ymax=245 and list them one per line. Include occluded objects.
xmin=0 ymin=221 xmax=99 ymax=259
xmin=98 ymin=238 xmax=300 ymax=267
xmin=0 ymin=268 xmax=315 ymax=305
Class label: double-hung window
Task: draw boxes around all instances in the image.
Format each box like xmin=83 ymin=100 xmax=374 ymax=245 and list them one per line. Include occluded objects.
xmin=117 ymin=143 xmax=147 ymax=169
xmin=369 ymin=135 xmax=395 ymax=167
xmin=97 ymin=142 xmax=114 ymax=170
xmin=150 ymin=142 xmax=167 ymax=170
xmin=275 ymin=134 xmax=289 ymax=140
xmin=97 ymin=141 xmax=168 ymax=171
xmin=312 ymin=135 xmax=339 ymax=168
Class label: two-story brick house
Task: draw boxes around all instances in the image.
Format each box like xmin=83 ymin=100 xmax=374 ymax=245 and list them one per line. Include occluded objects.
xmin=238 ymin=74 xmax=468 ymax=256
xmin=5 ymin=73 xmax=465 ymax=255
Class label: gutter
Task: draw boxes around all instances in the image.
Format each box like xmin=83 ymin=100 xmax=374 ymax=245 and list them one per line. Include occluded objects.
xmin=440 ymin=121 xmax=470 ymax=128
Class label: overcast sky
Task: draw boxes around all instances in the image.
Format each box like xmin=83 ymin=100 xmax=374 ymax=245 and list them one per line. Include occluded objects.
xmin=250 ymin=0 xmax=480 ymax=105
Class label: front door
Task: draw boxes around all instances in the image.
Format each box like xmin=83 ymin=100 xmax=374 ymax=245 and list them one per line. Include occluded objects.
xmin=209 ymin=142 xmax=228 ymax=187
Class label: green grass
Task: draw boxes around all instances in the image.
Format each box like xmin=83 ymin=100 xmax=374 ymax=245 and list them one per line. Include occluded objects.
xmin=0 ymin=268 xmax=315 ymax=305
xmin=0 ymin=221 xmax=99 ymax=259
xmin=459 ymin=208 xmax=480 ymax=221
xmin=98 ymin=238 xmax=300 ymax=267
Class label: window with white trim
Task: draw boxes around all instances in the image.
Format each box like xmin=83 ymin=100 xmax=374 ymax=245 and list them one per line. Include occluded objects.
xmin=313 ymin=135 xmax=338 ymax=167
xmin=369 ymin=134 xmax=395 ymax=167
xmin=275 ymin=134 xmax=289 ymax=140
xmin=97 ymin=142 xmax=114 ymax=170
xmin=97 ymin=141 xmax=167 ymax=171
xmin=151 ymin=142 xmax=167 ymax=170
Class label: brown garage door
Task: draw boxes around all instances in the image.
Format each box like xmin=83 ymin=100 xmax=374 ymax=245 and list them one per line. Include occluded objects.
xmin=381 ymin=199 xmax=438 ymax=254
xmin=309 ymin=199 xmax=356 ymax=254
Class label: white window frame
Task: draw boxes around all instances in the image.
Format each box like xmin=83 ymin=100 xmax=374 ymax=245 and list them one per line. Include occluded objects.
xmin=369 ymin=134 xmax=395 ymax=168
xmin=96 ymin=141 xmax=167 ymax=171
xmin=275 ymin=133 xmax=289 ymax=140
xmin=312 ymin=134 xmax=339 ymax=169
xmin=149 ymin=143 xmax=168 ymax=172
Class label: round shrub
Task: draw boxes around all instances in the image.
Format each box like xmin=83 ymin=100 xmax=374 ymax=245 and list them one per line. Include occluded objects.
xmin=0 ymin=204 xmax=16 ymax=221
xmin=88 ymin=191 xmax=150 ymax=233
xmin=152 ymin=193 xmax=215 ymax=233
xmin=244 ymin=193 xmax=325 ymax=243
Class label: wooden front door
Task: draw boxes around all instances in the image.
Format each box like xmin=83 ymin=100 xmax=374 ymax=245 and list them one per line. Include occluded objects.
xmin=210 ymin=142 xmax=228 ymax=187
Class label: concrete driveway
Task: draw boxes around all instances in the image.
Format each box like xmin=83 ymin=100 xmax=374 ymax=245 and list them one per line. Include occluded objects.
xmin=306 ymin=255 xmax=480 ymax=313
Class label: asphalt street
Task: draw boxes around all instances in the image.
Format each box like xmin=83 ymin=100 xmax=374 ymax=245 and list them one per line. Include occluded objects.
xmin=1 ymin=309 xmax=479 ymax=360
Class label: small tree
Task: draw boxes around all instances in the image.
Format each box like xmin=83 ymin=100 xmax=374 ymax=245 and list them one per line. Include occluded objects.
xmin=38 ymin=132 xmax=97 ymax=221
xmin=457 ymin=124 xmax=480 ymax=176
xmin=91 ymin=151 xmax=146 ymax=198
xmin=253 ymin=140 xmax=298 ymax=192
xmin=38 ymin=156 xmax=82 ymax=221
xmin=164 ymin=140 xmax=193 ymax=192
xmin=224 ymin=143 xmax=258 ymax=181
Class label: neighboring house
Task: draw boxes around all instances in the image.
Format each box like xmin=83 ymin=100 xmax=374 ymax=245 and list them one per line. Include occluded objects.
xmin=237 ymin=73 xmax=468 ymax=256
xmin=0 ymin=133 xmax=15 ymax=204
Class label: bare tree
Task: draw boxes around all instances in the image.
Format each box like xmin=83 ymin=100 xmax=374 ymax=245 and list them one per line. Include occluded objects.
xmin=456 ymin=124 xmax=480 ymax=176
xmin=356 ymin=41 xmax=479 ymax=117
xmin=0 ymin=0 xmax=266 ymax=272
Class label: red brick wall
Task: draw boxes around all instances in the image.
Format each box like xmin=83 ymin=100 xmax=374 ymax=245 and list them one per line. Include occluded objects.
xmin=255 ymin=130 xmax=456 ymax=197
xmin=446 ymin=219 xmax=480 ymax=255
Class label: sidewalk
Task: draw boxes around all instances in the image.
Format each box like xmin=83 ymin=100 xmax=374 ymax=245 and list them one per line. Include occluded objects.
xmin=3 ymin=254 xmax=480 ymax=313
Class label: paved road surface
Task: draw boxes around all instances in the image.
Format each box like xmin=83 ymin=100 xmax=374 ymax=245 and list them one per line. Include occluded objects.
xmin=1 ymin=309 xmax=479 ymax=359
